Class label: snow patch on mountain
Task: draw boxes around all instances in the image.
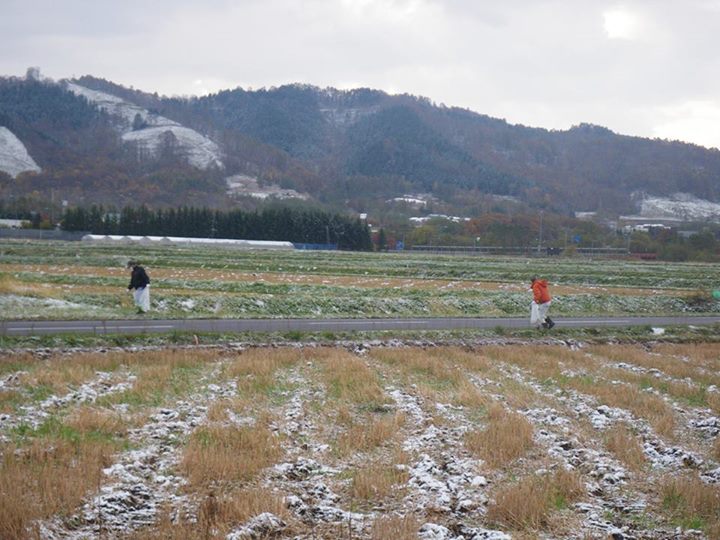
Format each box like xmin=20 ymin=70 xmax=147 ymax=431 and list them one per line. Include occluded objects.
xmin=639 ymin=193 xmax=720 ymax=222
xmin=67 ymin=83 xmax=223 ymax=170
xmin=0 ymin=126 xmax=41 ymax=177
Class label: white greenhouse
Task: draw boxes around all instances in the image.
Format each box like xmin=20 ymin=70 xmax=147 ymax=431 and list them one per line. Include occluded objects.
xmin=81 ymin=234 xmax=294 ymax=250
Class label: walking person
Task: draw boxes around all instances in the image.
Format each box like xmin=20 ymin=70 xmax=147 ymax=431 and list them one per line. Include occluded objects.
xmin=530 ymin=276 xmax=554 ymax=329
xmin=127 ymin=260 xmax=150 ymax=313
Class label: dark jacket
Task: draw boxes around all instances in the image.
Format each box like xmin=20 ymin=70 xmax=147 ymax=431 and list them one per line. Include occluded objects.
xmin=128 ymin=266 xmax=150 ymax=290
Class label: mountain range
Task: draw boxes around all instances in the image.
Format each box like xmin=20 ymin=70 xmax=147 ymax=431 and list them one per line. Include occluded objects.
xmin=2 ymin=70 xmax=720 ymax=221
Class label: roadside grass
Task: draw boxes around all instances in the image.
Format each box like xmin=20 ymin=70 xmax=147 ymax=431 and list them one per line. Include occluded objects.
xmin=486 ymin=469 xmax=585 ymax=532
xmin=181 ymin=420 xmax=283 ymax=488
xmin=604 ymin=423 xmax=647 ymax=471
xmin=661 ymin=474 xmax=720 ymax=535
xmin=0 ymin=437 xmax=118 ymax=540
xmin=465 ymin=403 xmax=534 ymax=468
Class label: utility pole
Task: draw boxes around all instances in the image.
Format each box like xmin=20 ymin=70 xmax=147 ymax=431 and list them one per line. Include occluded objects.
xmin=537 ymin=210 xmax=544 ymax=254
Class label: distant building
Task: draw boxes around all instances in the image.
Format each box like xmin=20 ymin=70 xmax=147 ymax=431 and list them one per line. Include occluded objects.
xmin=410 ymin=214 xmax=470 ymax=225
xmin=0 ymin=218 xmax=27 ymax=228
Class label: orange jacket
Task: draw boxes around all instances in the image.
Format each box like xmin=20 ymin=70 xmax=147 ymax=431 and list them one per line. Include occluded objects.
xmin=532 ymin=279 xmax=551 ymax=304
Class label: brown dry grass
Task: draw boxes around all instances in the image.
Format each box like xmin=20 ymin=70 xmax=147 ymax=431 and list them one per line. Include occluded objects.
xmin=371 ymin=347 xmax=462 ymax=384
xmin=604 ymin=424 xmax=646 ymax=471
xmin=371 ymin=514 xmax=420 ymax=540
xmin=351 ymin=463 xmax=409 ymax=502
xmin=371 ymin=347 xmax=491 ymax=407
xmin=22 ymin=349 xmax=220 ymax=400
xmin=181 ymin=421 xmax=283 ymax=488
xmin=590 ymin=344 xmax=720 ymax=387
xmin=0 ymin=274 xmax=63 ymax=299
xmin=601 ymin=366 xmax=711 ymax=411
xmin=65 ymin=406 xmax=128 ymax=438
xmin=566 ymin=377 xmax=676 ymax=438
xmin=126 ymin=488 xmax=292 ymax=539
xmin=313 ymin=349 xmax=388 ymax=406
xmin=0 ymin=439 xmax=116 ymax=540
xmin=336 ymin=412 xmax=406 ymax=456
xmin=661 ymin=474 xmax=720 ymax=534
xmin=455 ymin=378 xmax=492 ymax=409
xmin=654 ymin=343 xmax=720 ymax=371
xmin=227 ymin=347 xmax=301 ymax=398
xmin=465 ymin=403 xmax=534 ymax=468
xmin=484 ymin=345 xmax=589 ymax=376
xmin=0 ymin=389 xmax=21 ymax=413
xmin=486 ymin=469 xmax=585 ymax=531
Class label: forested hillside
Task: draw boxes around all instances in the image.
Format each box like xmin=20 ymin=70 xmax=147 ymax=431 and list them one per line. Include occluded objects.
xmin=2 ymin=74 xmax=720 ymax=219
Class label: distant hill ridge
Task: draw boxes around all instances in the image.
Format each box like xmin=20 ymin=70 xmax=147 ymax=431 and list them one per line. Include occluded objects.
xmin=1 ymin=72 xmax=719 ymax=216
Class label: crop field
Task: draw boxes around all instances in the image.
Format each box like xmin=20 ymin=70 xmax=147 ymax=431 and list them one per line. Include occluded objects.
xmin=1 ymin=240 xmax=719 ymax=320
xmin=1 ymin=342 xmax=719 ymax=539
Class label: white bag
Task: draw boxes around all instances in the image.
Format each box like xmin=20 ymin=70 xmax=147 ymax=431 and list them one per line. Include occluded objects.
xmin=134 ymin=285 xmax=150 ymax=312
xmin=530 ymin=301 xmax=540 ymax=324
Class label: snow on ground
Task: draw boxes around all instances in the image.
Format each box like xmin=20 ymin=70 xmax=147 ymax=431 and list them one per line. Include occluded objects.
xmin=0 ymin=126 xmax=41 ymax=177
xmin=4 ymin=342 xmax=719 ymax=539
xmin=0 ymin=294 xmax=115 ymax=319
xmin=0 ymin=369 xmax=135 ymax=444
xmin=67 ymin=83 xmax=223 ymax=169
xmin=121 ymin=125 xmax=223 ymax=169
xmin=497 ymin=356 xmax=718 ymax=538
xmin=639 ymin=193 xmax=720 ymax=222
xmin=36 ymin=369 xmax=239 ymax=538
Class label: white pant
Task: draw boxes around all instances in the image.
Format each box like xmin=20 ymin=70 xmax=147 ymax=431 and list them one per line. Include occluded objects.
xmin=530 ymin=300 xmax=550 ymax=325
xmin=133 ymin=285 xmax=150 ymax=312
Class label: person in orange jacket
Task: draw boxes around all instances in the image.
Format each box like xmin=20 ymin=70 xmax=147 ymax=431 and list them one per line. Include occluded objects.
xmin=530 ymin=276 xmax=554 ymax=329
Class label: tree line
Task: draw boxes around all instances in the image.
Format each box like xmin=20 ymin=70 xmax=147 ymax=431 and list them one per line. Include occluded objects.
xmin=61 ymin=205 xmax=373 ymax=250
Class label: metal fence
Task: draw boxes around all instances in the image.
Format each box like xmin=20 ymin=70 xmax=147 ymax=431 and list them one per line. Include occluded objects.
xmin=0 ymin=229 xmax=88 ymax=241
xmin=410 ymin=245 xmax=629 ymax=257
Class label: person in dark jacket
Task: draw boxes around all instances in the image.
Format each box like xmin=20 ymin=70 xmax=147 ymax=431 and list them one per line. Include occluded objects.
xmin=127 ymin=261 xmax=150 ymax=313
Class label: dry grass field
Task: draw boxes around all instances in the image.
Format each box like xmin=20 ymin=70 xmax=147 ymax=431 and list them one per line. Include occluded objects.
xmin=1 ymin=341 xmax=719 ymax=539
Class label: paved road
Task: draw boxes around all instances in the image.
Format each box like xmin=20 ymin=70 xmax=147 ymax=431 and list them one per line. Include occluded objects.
xmin=2 ymin=316 xmax=719 ymax=336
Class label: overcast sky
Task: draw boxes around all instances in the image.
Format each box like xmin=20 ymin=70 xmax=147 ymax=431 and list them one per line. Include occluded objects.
xmin=2 ymin=0 xmax=720 ymax=149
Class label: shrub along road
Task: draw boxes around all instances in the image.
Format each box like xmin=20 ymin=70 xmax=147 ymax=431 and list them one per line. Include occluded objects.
xmin=2 ymin=315 xmax=719 ymax=336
